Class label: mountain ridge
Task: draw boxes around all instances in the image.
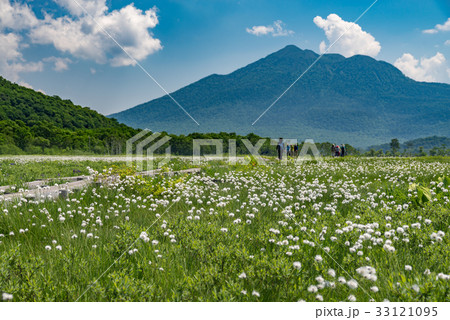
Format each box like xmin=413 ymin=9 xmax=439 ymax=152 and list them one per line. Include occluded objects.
xmin=109 ymin=45 xmax=450 ymax=147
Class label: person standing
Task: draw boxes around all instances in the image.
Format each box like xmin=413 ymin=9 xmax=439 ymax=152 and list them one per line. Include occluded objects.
xmin=286 ymin=144 xmax=290 ymax=157
xmin=331 ymin=144 xmax=335 ymax=157
xmin=277 ymin=138 xmax=284 ymax=160
xmin=335 ymin=145 xmax=340 ymax=157
xmin=341 ymin=144 xmax=346 ymax=157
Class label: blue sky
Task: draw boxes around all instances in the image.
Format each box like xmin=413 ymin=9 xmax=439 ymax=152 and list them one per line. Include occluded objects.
xmin=1 ymin=0 xmax=449 ymax=115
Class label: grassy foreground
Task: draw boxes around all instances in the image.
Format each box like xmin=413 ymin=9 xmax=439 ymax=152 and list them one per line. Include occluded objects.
xmin=0 ymin=157 xmax=449 ymax=301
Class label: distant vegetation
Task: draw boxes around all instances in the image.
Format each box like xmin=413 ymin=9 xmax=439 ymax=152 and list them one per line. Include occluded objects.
xmin=366 ymin=136 xmax=450 ymax=157
xmin=0 ymin=76 xmax=447 ymax=157
xmin=0 ymin=76 xmax=139 ymax=155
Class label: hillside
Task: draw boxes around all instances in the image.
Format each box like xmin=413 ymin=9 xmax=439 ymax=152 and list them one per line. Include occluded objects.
xmin=0 ymin=76 xmax=138 ymax=154
xmin=368 ymin=136 xmax=450 ymax=153
xmin=110 ymin=45 xmax=450 ymax=147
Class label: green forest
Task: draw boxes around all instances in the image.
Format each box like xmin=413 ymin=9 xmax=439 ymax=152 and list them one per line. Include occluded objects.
xmin=0 ymin=76 xmax=447 ymax=157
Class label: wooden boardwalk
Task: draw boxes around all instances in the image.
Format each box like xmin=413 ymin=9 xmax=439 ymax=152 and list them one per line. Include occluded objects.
xmin=0 ymin=168 xmax=200 ymax=202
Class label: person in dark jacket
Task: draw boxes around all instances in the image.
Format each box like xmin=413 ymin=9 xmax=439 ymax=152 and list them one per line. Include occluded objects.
xmin=341 ymin=144 xmax=346 ymax=157
xmin=277 ymin=138 xmax=284 ymax=160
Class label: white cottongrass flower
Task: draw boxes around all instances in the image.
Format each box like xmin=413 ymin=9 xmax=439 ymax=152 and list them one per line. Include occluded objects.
xmin=45 ymin=245 xmax=51 ymax=251
xmin=2 ymin=292 xmax=13 ymax=301
xmin=405 ymin=265 xmax=412 ymax=271
xmin=220 ymin=228 xmax=228 ymax=233
xmin=239 ymin=272 xmax=247 ymax=279
xmin=252 ymin=290 xmax=260 ymax=297
xmin=56 ymin=245 xmax=62 ymax=251
xmin=371 ymin=286 xmax=379 ymax=293
xmin=152 ymin=240 xmax=159 ymax=246
xmin=348 ymin=295 xmax=356 ymax=302
xmin=293 ymin=261 xmax=302 ymax=270
xmin=356 ymin=266 xmax=377 ymax=281
xmin=315 ymin=255 xmax=323 ymax=263
xmin=327 ymin=269 xmax=336 ymax=277
xmin=347 ymin=279 xmax=358 ymax=289
xmin=307 ymin=285 xmax=318 ymax=293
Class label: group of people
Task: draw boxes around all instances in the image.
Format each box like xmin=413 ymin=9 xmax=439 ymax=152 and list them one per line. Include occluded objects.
xmin=331 ymin=144 xmax=346 ymax=157
xmin=275 ymin=138 xmax=348 ymax=160
xmin=276 ymin=138 xmax=300 ymax=160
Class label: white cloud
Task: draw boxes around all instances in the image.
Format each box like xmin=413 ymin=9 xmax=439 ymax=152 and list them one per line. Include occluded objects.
xmin=246 ymin=20 xmax=294 ymax=37
xmin=394 ymin=52 xmax=450 ymax=83
xmin=0 ymin=0 xmax=39 ymax=31
xmin=313 ymin=13 xmax=381 ymax=58
xmin=44 ymin=57 xmax=72 ymax=71
xmin=0 ymin=0 xmax=162 ymax=85
xmin=30 ymin=3 xmax=162 ymax=67
xmin=18 ymin=81 xmax=33 ymax=89
xmin=53 ymin=0 xmax=108 ymax=17
xmin=0 ymin=33 xmax=43 ymax=81
xmin=423 ymin=17 xmax=450 ymax=34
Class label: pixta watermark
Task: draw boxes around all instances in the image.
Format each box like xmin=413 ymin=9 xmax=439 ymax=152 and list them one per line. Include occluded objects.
xmin=127 ymin=130 xmax=322 ymax=170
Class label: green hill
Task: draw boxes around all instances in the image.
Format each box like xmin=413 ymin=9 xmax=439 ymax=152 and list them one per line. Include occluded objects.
xmin=110 ymin=45 xmax=450 ymax=147
xmin=0 ymin=76 xmax=138 ymax=154
xmin=368 ymin=136 xmax=450 ymax=155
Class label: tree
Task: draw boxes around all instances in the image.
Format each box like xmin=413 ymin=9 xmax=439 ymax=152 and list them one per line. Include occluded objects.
xmin=33 ymin=137 xmax=50 ymax=153
xmin=405 ymin=141 xmax=414 ymax=156
xmin=390 ymin=138 xmax=400 ymax=155
xmin=418 ymin=146 xmax=427 ymax=157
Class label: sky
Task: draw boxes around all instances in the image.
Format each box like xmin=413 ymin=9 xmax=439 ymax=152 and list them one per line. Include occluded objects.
xmin=0 ymin=0 xmax=450 ymax=115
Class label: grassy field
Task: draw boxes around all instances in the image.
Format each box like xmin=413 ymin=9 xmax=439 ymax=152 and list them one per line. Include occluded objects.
xmin=0 ymin=156 xmax=194 ymax=192
xmin=0 ymin=156 xmax=449 ymax=301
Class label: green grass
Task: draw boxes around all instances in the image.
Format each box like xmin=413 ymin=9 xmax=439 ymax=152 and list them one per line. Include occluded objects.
xmin=0 ymin=157 xmax=449 ymax=301
xmin=0 ymin=157 xmax=195 ymax=191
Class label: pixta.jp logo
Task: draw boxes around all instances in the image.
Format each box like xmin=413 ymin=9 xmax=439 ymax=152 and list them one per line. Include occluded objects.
xmin=126 ymin=129 xmax=171 ymax=171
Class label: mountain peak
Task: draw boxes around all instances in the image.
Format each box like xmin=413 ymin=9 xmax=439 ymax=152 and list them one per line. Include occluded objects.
xmin=110 ymin=46 xmax=450 ymax=146
xmin=271 ymin=45 xmax=318 ymax=59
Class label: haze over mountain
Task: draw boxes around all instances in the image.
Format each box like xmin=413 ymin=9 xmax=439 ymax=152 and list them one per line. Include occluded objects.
xmin=109 ymin=45 xmax=450 ymax=146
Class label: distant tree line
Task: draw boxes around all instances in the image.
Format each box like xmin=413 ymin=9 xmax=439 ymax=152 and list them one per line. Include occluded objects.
xmin=363 ymin=138 xmax=450 ymax=157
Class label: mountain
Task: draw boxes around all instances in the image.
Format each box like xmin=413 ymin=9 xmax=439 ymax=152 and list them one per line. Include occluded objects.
xmin=0 ymin=76 xmax=138 ymax=154
xmin=109 ymin=45 xmax=450 ymax=147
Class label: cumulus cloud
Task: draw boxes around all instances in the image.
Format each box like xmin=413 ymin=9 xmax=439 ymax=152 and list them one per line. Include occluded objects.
xmin=394 ymin=52 xmax=450 ymax=83
xmin=246 ymin=20 xmax=294 ymax=37
xmin=30 ymin=3 xmax=162 ymax=67
xmin=423 ymin=18 xmax=450 ymax=34
xmin=313 ymin=13 xmax=381 ymax=58
xmin=44 ymin=57 xmax=72 ymax=71
xmin=0 ymin=0 xmax=162 ymax=84
xmin=0 ymin=0 xmax=39 ymax=30
xmin=53 ymin=0 xmax=108 ymax=17
xmin=0 ymin=32 xmax=43 ymax=81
